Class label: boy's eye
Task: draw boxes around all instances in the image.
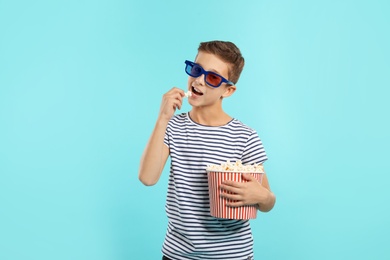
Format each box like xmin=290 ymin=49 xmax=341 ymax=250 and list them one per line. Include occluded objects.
xmin=192 ymin=65 xmax=202 ymax=75
xmin=208 ymin=74 xmax=219 ymax=81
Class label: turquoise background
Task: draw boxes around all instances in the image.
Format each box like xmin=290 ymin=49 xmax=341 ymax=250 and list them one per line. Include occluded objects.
xmin=1 ymin=0 xmax=389 ymax=259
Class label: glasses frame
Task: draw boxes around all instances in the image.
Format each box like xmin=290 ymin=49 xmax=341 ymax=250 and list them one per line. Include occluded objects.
xmin=184 ymin=60 xmax=234 ymax=88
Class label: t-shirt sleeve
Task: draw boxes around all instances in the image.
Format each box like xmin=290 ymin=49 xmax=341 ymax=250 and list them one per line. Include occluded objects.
xmin=242 ymin=130 xmax=268 ymax=165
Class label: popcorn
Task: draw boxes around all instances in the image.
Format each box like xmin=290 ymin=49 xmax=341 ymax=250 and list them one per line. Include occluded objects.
xmin=184 ymin=91 xmax=192 ymax=98
xmin=206 ymin=160 xmax=264 ymax=173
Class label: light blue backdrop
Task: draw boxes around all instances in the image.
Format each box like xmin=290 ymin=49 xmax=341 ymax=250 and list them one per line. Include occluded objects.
xmin=1 ymin=0 xmax=389 ymax=259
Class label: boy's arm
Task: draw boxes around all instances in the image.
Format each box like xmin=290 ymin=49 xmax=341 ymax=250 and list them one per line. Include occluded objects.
xmin=138 ymin=87 xmax=185 ymax=186
xmin=138 ymin=118 xmax=170 ymax=186
xmin=256 ymin=173 xmax=276 ymax=212
xmin=219 ymin=170 xmax=276 ymax=212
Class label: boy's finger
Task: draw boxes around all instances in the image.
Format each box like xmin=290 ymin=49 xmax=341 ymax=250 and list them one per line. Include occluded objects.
xmin=242 ymin=173 xmax=258 ymax=182
xmin=220 ymin=184 xmax=243 ymax=196
xmin=221 ymin=180 xmax=243 ymax=188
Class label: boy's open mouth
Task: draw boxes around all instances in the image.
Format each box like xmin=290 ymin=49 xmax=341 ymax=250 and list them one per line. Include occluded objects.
xmin=191 ymin=86 xmax=203 ymax=96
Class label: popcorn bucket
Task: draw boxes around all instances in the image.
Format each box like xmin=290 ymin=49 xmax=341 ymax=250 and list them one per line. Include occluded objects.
xmin=207 ymin=170 xmax=263 ymax=219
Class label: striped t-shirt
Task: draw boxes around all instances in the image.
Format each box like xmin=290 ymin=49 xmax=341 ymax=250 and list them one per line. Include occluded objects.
xmin=162 ymin=112 xmax=268 ymax=260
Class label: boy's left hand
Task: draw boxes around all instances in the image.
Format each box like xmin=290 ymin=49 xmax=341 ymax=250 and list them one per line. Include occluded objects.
xmin=219 ymin=173 xmax=270 ymax=207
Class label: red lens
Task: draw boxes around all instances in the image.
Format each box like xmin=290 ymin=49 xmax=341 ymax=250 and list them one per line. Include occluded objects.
xmin=206 ymin=73 xmax=222 ymax=86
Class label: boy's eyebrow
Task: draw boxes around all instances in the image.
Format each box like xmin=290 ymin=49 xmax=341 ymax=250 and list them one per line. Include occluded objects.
xmin=195 ymin=62 xmax=224 ymax=76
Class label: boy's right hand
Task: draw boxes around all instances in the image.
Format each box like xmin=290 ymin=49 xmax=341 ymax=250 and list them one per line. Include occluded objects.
xmin=158 ymin=87 xmax=185 ymax=122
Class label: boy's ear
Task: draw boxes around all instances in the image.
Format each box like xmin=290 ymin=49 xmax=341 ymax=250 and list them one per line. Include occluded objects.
xmin=222 ymin=85 xmax=236 ymax=98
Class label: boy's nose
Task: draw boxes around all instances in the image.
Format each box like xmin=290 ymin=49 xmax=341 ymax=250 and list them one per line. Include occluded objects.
xmin=194 ymin=74 xmax=205 ymax=86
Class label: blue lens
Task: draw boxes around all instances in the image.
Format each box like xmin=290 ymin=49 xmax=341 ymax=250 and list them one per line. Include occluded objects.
xmin=191 ymin=64 xmax=202 ymax=76
xmin=185 ymin=64 xmax=192 ymax=75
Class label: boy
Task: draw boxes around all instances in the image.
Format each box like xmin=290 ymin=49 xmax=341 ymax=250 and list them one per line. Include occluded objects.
xmin=139 ymin=41 xmax=276 ymax=260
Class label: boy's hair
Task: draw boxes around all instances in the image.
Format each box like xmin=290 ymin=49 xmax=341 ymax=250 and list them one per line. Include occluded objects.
xmin=198 ymin=40 xmax=245 ymax=85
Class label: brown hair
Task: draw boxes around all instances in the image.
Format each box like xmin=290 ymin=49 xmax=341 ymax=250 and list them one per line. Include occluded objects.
xmin=198 ymin=40 xmax=245 ymax=85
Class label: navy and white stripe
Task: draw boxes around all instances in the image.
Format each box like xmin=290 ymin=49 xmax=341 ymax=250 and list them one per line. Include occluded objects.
xmin=162 ymin=112 xmax=267 ymax=260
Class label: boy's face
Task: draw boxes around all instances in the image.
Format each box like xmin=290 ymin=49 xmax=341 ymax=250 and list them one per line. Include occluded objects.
xmin=187 ymin=51 xmax=236 ymax=108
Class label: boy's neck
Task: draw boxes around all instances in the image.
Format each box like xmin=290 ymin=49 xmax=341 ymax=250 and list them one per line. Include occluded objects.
xmin=189 ymin=108 xmax=232 ymax=126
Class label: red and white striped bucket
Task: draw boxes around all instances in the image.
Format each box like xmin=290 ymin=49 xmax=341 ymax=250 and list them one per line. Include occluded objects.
xmin=207 ymin=170 xmax=263 ymax=219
